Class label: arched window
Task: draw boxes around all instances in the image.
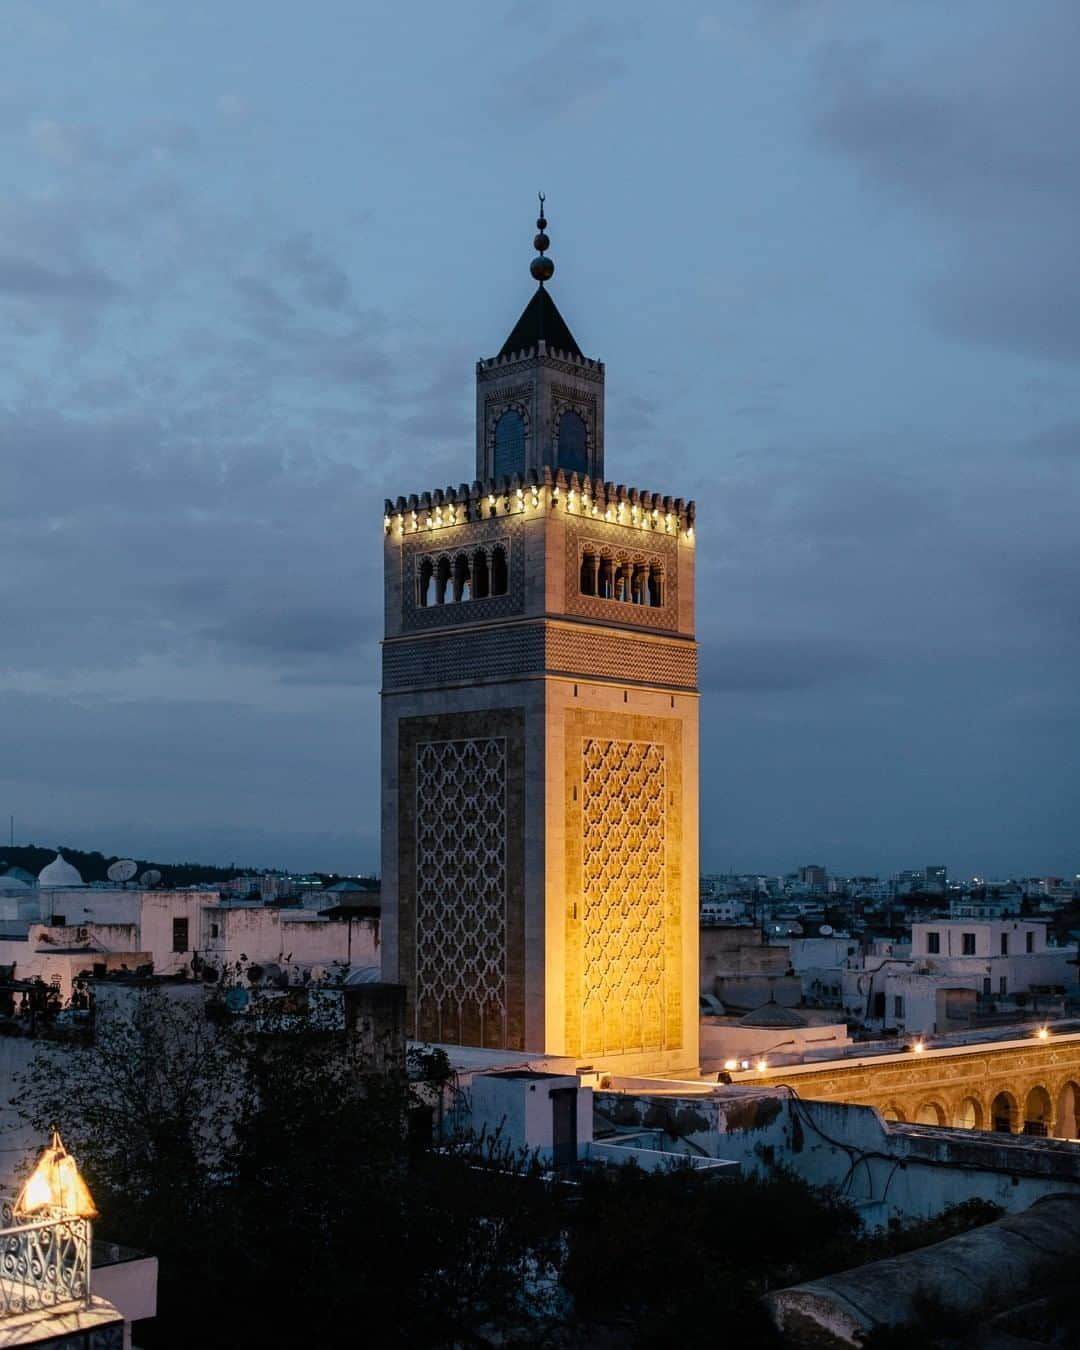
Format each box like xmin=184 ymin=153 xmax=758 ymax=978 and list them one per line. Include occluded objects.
xmin=435 ymin=556 xmax=451 ymax=605
xmin=599 ymin=557 xmax=614 ymax=599
xmin=418 ymin=557 xmax=434 ymax=607
xmin=493 ymin=410 xmax=526 ymax=480
xmin=472 ymin=549 xmax=489 ymax=599
xmin=649 ymin=565 xmax=664 ymax=607
xmin=453 ymin=554 xmax=470 ymax=602
xmin=580 ymin=550 xmax=596 ymax=595
xmin=557 ymin=410 xmax=588 ymax=477
xmin=491 ymin=546 xmax=508 ymax=596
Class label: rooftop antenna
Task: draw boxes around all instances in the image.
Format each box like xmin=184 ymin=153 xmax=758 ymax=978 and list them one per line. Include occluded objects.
xmin=107 ymin=859 xmax=138 ymax=887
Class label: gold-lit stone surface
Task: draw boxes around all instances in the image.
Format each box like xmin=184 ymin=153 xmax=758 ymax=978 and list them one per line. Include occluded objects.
xmin=563 ymin=709 xmax=683 ymax=1057
xmin=749 ymin=1035 xmax=1080 ymax=1135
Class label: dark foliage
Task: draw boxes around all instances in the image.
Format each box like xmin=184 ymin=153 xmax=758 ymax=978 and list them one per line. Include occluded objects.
xmin=17 ymin=987 xmax=564 ymax=1348
xmin=561 ymin=1163 xmax=863 ymax=1346
xmin=16 ymin=990 xmax=1007 ymax=1347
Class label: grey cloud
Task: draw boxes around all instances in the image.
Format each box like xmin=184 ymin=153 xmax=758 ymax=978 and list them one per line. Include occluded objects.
xmin=701 ymin=635 xmax=881 ymax=693
xmin=813 ymin=12 xmax=1080 ymax=362
xmin=495 ymin=21 xmax=628 ymax=120
xmin=0 ymin=254 xmax=121 ymax=301
xmin=275 ymin=234 xmax=352 ymax=312
xmin=1024 ymin=421 xmax=1080 ymax=459
xmin=0 ymin=689 xmax=379 ymax=871
xmin=203 ymin=607 xmax=368 ymax=658
xmin=235 ymin=275 xmax=296 ymax=327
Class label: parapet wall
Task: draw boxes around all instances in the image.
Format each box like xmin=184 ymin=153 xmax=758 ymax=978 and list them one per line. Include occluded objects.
xmin=384 ymin=467 xmax=695 ymax=540
xmin=594 ymin=1085 xmax=1080 ymax=1225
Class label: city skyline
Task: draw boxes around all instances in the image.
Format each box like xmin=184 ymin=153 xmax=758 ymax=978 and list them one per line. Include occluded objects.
xmin=3 ymin=1 xmax=1078 ymax=877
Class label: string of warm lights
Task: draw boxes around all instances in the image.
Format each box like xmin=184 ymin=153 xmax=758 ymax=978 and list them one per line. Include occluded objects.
xmin=383 ymin=475 xmax=695 ymax=541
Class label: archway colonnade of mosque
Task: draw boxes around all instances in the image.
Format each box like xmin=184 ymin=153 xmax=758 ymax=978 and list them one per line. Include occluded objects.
xmin=752 ymin=1031 xmax=1080 ymax=1140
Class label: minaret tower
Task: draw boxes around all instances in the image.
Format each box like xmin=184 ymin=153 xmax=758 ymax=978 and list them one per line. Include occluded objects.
xmin=381 ymin=202 xmax=699 ymax=1074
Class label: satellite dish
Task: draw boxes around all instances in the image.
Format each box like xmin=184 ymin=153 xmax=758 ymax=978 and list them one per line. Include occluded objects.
xmin=107 ymin=859 xmax=138 ymax=883
xmin=139 ymin=869 xmax=162 ymax=887
xmin=819 ymin=924 xmax=834 ymax=936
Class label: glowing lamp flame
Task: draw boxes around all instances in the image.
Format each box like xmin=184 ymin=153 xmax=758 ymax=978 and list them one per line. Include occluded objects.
xmin=15 ymin=1130 xmax=98 ymax=1219
xmin=913 ymin=1041 xmax=925 ymax=1054
xmin=1038 ymin=1026 xmax=1050 ymax=1040
xmin=723 ymin=1059 xmax=738 ymax=1072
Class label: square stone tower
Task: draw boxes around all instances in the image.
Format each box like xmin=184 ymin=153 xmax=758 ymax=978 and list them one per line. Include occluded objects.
xmin=381 ymin=207 xmax=698 ymax=1075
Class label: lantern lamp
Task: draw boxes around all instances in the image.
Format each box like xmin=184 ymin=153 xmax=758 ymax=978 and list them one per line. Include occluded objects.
xmin=14 ymin=1129 xmax=98 ymax=1219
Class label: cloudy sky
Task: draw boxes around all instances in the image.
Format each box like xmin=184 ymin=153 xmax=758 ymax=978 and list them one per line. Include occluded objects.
xmin=2 ymin=0 xmax=1077 ymax=878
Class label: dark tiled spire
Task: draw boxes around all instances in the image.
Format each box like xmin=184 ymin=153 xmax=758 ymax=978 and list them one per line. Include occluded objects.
xmin=498 ymin=286 xmax=582 ymax=359
xmin=498 ymin=194 xmax=583 ymax=358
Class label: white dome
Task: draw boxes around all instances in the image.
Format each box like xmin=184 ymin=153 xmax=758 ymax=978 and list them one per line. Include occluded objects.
xmin=38 ymin=853 xmax=84 ymax=887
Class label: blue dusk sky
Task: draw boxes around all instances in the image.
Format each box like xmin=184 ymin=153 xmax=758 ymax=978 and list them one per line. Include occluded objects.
xmin=2 ymin=1 xmax=1077 ymax=878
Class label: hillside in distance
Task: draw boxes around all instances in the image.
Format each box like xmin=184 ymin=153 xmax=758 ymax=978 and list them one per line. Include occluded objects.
xmin=0 ymin=844 xmax=351 ymax=890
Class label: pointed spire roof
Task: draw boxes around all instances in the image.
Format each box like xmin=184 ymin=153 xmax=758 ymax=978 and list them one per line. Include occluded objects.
xmin=499 ymin=286 xmax=582 ymax=359
xmin=497 ymin=193 xmax=583 ymax=359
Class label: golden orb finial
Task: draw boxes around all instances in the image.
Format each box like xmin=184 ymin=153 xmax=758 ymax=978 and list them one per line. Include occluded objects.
xmin=530 ymin=191 xmax=554 ymax=283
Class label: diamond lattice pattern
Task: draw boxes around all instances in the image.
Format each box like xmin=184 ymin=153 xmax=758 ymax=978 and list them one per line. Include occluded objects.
xmin=581 ymin=738 xmax=667 ymax=1055
xmin=415 ymin=737 xmax=508 ymax=1046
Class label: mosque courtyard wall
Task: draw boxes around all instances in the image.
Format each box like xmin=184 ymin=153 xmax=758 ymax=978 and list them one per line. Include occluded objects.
xmin=731 ymin=1030 xmax=1080 ymax=1138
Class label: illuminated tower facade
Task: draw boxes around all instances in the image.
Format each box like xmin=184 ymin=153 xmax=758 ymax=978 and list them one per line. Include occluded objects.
xmin=381 ymin=202 xmax=699 ymax=1074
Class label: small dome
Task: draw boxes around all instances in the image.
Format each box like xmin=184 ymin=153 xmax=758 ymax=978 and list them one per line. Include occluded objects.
xmin=38 ymin=853 xmax=84 ymax=888
xmin=737 ymin=1000 xmax=808 ymax=1030
xmin=0 ymin=873 xmax=31 ymax=891
xmin=3 ymin=867 xmax=37 ymax=885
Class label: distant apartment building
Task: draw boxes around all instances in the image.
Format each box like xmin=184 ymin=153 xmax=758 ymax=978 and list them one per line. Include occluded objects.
xmin=701 ymin=898 xmax=751 ymax=926
xmin=0 ymin=887 xmax=381 ymax=1001
xmin=838 ymin=920 xmax=1077 ymax=1037
xmin=798 ymin=865 xmax=827 ymax=890
xmin=950 ymin=891 xmax=1023 ymax=919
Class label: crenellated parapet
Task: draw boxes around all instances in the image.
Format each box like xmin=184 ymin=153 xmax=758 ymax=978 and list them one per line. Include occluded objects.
xmin=384 ymin=467 xmax=696 ymax=540
xmin=477 ymin=344 xmax=604 ymax=380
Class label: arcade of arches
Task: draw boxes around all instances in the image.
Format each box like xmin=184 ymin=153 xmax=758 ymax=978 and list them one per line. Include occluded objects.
xmin=752 ymin=1032 xmax=1080 ymax=1140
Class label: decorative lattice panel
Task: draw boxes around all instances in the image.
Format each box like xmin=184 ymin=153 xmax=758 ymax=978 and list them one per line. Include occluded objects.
xmin=414 ymin=737 xmax=508 ymax=1047
xmin=580 ymin=738 xmax=667 ymax=1056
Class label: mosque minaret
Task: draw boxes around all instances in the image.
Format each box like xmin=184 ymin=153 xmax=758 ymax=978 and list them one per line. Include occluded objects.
xmin=380 ymin=202 xmax=699 ymax=1074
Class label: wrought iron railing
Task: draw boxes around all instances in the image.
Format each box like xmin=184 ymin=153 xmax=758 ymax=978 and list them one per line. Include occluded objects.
xmin=0 ymin=1197 xmax=91 ymax=1317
